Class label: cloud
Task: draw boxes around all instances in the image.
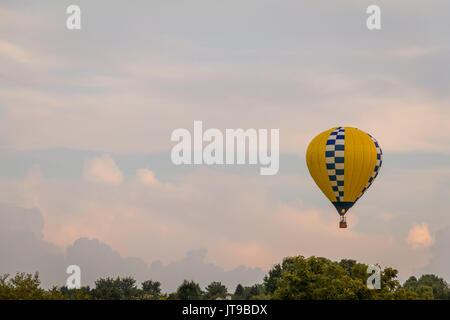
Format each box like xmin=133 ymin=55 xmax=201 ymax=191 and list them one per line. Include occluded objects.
xmin=0 ymin=40 xmax=32 ymax=64
xmin=0 ymin=164 xmax=433 ymax=279
xmin=149 ymin=248 xmax=265 ymax=293
xmin=1 ymin=1 xmax=450 ymax=154
xmin=0 ymin=203 xmax=67 ymax=287
xmin=213 ymin=205 xmax=429 ymax=277
xmin=389 ymin=46 xmax=441 ymax=60
xmin=136 ymin=168 xmax=158 ymax=185
xmin=421 ymin=227 xmax=450 ymax=281
xmin=83 ymin=154 xmax=123 ymax=185
xmin=65 ymin=237 xmax=149 ymax=286
xmin=405 ymin=223 xmax=434 ymax=249
xmin=0 ymin=203 xmax=263 ymax=291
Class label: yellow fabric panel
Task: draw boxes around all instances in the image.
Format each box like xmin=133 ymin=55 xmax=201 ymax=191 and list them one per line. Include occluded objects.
xmin=343 ymin=128 xmax=377 ymax=202
xmin=306 ymin=128 xmax=336 ymax=202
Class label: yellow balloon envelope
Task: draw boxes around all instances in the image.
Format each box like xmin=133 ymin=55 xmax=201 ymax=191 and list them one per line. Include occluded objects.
xmin=306 ymin=127 xmax=382 ymax=227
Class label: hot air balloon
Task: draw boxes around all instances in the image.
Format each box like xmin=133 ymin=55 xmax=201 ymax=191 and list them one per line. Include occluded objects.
xmin=306 ymin=127 xmax=382 ymax=228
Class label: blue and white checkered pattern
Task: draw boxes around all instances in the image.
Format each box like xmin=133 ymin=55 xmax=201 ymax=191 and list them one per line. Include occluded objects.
xmin=356 ymin=134 xmax=382 ymax=201
xmin=326 ymin=127 xmax=345 ymax=202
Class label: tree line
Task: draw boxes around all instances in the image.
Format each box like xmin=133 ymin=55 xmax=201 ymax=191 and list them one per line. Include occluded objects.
xmin=1 ymin=255 xmax=449 ymax=300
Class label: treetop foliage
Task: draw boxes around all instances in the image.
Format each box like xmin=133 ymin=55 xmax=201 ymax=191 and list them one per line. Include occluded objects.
xmin=1 ymin=255 xmax=448 ymax=300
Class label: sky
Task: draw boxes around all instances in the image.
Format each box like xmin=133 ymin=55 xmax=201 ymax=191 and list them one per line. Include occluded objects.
xmin=0 ymin=0 xmax=449 ymax=291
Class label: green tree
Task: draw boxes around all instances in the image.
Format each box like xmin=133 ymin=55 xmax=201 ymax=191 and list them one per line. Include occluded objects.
xmin=338 ymin=259 xmax=357 ymax=277
xmin=234 ymin=284 xmax=265 ymax=300
xmin=264 ymin=264 xmax=282 ymax=295
xmin=0 ymin=273 xmax=49 ymax=300
xmin=45 ymin=286 xmax=65 ymax=300
xmin=204 ymin=281 xmax=227 ymax=300
xmin=142 ymin=280 xmax=161 ymax=299
xmin=93 ymin=278 xmax=121 ymax=300
xmin=167 ymin=292 xmax=178 ymax=300
xmin=409 ymin=284 xmax=433 ymax=300
xmin=176 ymin=280 xmax=203 ymax=300
xmin=93 ymin=277 xmax=139 ymax=300
xmin=404 ymin=274 xmax=450 ymax=299
xmin=234 ymin=284 xmax=244 ymax=299
xmin=60 ymin=286 xmax=92 ymax=300
xmin=269 ymin=256 xmax=416 ymax=300
xmin=117 ymin=277 xmax=139 ymax=299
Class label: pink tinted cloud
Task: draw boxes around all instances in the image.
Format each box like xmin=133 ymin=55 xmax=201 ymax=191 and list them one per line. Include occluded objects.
xmin=83 ymin=154 xmax=123 ymax=185
xmin=405 ymin=223 xmax=434 ymax=249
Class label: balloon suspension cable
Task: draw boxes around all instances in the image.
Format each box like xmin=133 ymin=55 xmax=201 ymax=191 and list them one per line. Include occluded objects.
xmin=339 ymin=215 xmax=347 ymax=229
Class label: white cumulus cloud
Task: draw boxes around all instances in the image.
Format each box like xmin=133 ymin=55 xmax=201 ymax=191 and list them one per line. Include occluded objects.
xmin=405 ymin=223 xmax=434 ymax=249
xmin=136 ymin=168 xmax=158 ymax=185
xmin=83 ymin=154 xmax=123 ymax=185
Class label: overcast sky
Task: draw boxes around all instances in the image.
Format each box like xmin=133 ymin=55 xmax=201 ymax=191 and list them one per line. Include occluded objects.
xmin=0 ymin=0 xmax=449 ymax=289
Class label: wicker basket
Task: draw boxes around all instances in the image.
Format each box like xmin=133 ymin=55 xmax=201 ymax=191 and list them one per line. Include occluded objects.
xmin=339 ymin=221 xmax=347 ymax=228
